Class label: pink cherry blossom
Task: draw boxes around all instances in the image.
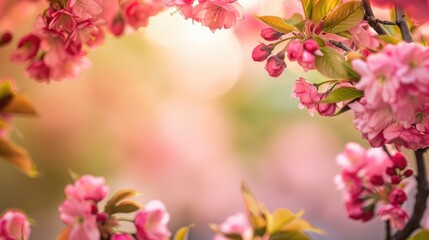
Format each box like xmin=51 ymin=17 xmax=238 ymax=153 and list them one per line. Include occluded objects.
xmin=315 ymin=100 xmax=336 ymax=117
xmin=123 ymin=0 xmax=164 ymax=30
xmin=212 ymin=212 xmax=253 ymax=240
xmin=111 ymin=233 xmax=134 ymax=240
xmin=377 ymin=204 xmax=409 ymax=230
xmin=165 ymin=0 xmax=195 ymax=19
xmin=0 ymin=210 xmax=31 ymax=240
xmin=65 ymin=175 xmax=109 ymax=202
xmin=192 ymin=0 xmax=244 ymax=32
xmin=11 ymin=34 xmax=41 ymax=63
xmin=135 ymin=200 xmax=171 ymax=240
xmin=292 ymin=77 xmax=321 ymax=110
xmin=335 ymin=142 xmax=367 ymax=174
xmin=48 ymin=9 xmax=77 ymax=34
xmin=67 ymin=0 xmax=103 ymax=20
xmin=59 ymin=199 xmax=100 ymax=240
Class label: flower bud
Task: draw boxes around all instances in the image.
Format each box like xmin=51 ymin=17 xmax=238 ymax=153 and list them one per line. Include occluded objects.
xmin=252 ymin=43 xmax=274 ymax=62
xmin=91 ymin=204 xmax=98 ymax=215
xmin=261 ymin=28 xmax=283 ymax=41
xmin=109 ymin=13 xmax=125 ymax=36
xmin=391 ymin=175 xmax=401 ymax=184
xmin=386 ymin=167 xmax=396 ymax=176
xmin=96 ymin=212 xmax=108 ymax=224
xmin=303 ymin=39 xmax=319 ymax=54
xmin=392 ymin=153 xmax=407 ymax=170
xmin=389 ymin=189 xmax=407 ymax=205
xmin=0 ymin=31 xmax=12 ymax=47
xmin=265 ymin=54 xmax=286 ymax=77
xmin=403 ymin=169 xmax=413 ymax=177
xmin=286 ymin=40 xmax=303 ymax=61
xmin=370 ymin=175 xmax=384 ymax=186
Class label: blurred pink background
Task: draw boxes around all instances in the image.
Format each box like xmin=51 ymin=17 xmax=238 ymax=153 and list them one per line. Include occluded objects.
xmin=0 ymin=1 xmax=414 ymax=239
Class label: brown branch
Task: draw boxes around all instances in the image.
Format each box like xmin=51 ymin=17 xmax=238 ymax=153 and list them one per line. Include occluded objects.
xmin=395 ymin=7 xmax=413 ymax=43
xmin=328 ymin=40 xmax=354 ymax=52
xmin=386 ymin=220 xmax=391 ymax=240
xmin=393 ymin=149 xmax=429 ymax=240
xmin=362 ymin=0 xmax=388 ymax=35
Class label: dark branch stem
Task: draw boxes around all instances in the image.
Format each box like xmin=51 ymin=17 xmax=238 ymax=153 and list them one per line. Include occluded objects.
xmin=395 ymin=7 xmax=413 ymax=43
xmin=393 ymin=149 xmax=429 ymax=240
xmin=382 ymin=145 xmax=393 ymax=158
xmin=328 ymin=40 xmax=353 ymax=52
xmin=386 ymin=221 xmax=391 ymax=240
xmin=362 ymin=0 xmax=388 ymax=35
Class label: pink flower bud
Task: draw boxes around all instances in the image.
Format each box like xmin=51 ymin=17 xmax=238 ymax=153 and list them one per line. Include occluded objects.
xmin=252 ymin=43 xmax=273 ymax=62
xmin=370 ymin=175 xmax=384 ymax=186
xmin=260 ymin=28 xmax=283 ymax=41
xmin=389 ymin=189 xmax=407 ymax=206
xmin=392 ymin=153 xmax=407 ymax=170
xmin=96 ymin=212 xmax=108 ymax=224
xmin=0 ymin=31 xmax=12 ymax=47
xmin=303 ymin=39 xmax=319 ymax=54
xmin=286 ymin=40 xmax=303 ymax=61
xmin=391 ymin=175 xmax=401 ymax=184
xmin=91 ymin=204 xmax=98 ymax=215
xmin=111 ymin=234 xmax=134 ymax=240
xmin=265 ymin=54 xmax=286 ymax=77
xmin=316 ymin=100 xmax=336 ymax=117
xmin=109 ymin=13 xmax=125 ymax=36
xmin=403 ymin=169 xmax=413 ymax=177
xmin=386 ymin=167 xmax=396 ymax=176
xmin=26 ymin=60 xmax=50 ymax=82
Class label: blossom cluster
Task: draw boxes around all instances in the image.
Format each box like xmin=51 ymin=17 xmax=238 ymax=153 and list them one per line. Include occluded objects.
xmin=292 ymin=77 xmax=337 ymax=117
xmin=165 ymin=0 xmax=244 ymax=32
xmin=351 ymin=42 xmax=429 ymax=150
xmin=0 ymin=210 xmax=31 ymax=240
xmin=59 ymin=174 xmax=171 ymax=240
xmin=11 ymin=0 xmax=164 ymax=82
xmin=251 ymin=26 xmax=320 ymax=77
xmin=335 ymin=143 xmax=413 ymax=229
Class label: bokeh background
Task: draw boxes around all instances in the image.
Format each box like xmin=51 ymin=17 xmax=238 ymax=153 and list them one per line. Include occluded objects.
xmin=0 ymin=0 xmax=418 ymax=239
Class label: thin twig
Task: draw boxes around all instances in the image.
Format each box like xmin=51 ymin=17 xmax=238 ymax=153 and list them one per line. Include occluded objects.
xmin=382 ymin=145 xmax=393 ymax=158
xmin=328 ymin=40 xmax=354 ymax=52
xmin=393 ymin=149 xmax=429 ymax=240
xmin=362 ymin=0 xmax=388 ymax=35
xmin=395 ymin=7 xmax=413 ymax=43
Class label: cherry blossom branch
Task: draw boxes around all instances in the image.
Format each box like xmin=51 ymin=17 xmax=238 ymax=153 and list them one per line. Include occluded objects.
xmin=386 ymin=221 xmax=391 ymax=240
xmin=362 ymin=0 xmax=388 ymax=35
xmin=394 ymin=149 xmax=429 ymax=240
xmin=328 ymin=40 xmax=354 ymax=52
xmin=395 ymin=7 xmax=413 ymax=43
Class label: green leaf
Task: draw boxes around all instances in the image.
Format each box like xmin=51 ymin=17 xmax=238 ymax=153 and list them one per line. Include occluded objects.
xmin=336 ymin=31 xmax=353 ymax=38
xmin=301 ymin=0 xmax=313 ymax=19
xmin=315 ymin=47 xmax=348 ymax=79
xmin=269 ymin=231 xmax=310 ymax=240
xmin=312 ymin=0 xmax=342 ymax=24
xmin=241 ymin=183 xmax=267 ymax=236
xmin=257 ymin=16 xmax=296 ymax=33
xmin=109 ymin=200 xmax=142 ymax=215
xmin=322 ymin=87 xmax=363 ymax=103
xmin=409 ymin=230 xmax=429 ymax=240
xmin=0 ymin=81 xmax=36 ymax=115
xmin=284 ymin=13 xmax=304 ymax=26
xmin=378 ymin=35 xmax=401 ymax=44
xmin=334 ymin=105 xmax=351 ymax=116
xmin=322 ymin=1 xmax=364 ymax=33
xmin=174 ymin=226 xmax=193 ymax=240
xmin=313 ymin=36 xmax=326 ymax=47
xmin=105 ymin=189 xmax=140 ymax=215
xmin=343 ymin=61 xmax=360 ymax=80
xmin=209 ymin=224 xmax=243 ymax=240
xmin=0 ymin=138 xmax=38 ymax=177
xmin=267 ymin=209 xmax=297 ymax=234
